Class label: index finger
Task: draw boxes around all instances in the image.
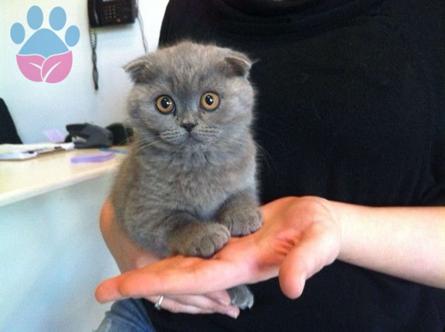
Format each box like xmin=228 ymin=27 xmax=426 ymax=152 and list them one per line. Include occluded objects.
xmin=95 ymin=255 xmax=248 ymax=303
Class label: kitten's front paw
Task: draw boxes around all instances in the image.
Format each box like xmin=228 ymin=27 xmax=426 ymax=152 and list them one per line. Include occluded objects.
xmin=174 ymin=223 xmax=230 ymax=258
xmin=228 ymin=285 xmax=254 ymax=309
xmin=219 ymin=208 xmax=263 ymax=236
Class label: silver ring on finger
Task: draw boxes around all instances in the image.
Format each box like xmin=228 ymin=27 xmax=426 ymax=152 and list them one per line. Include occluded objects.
xmin=154 ymin=295 xmax=164 ymax=311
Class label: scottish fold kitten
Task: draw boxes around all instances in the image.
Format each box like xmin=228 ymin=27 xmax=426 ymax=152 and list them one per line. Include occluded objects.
xmin=111 ymin=41 xmax=262 ymax=309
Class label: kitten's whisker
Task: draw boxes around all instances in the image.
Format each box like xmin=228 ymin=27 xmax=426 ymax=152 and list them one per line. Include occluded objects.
xmin=253 ymin=142 xmax=277 ymax=175
xmin=135 ymin=139 xmax=163 ymax=153
xmin=221 ymin=136 xmax=276 ymax=175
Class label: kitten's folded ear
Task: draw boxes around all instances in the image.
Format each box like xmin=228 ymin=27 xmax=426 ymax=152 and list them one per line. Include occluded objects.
xmin=124 ymin=55 xmax=158 ymax=83
xmin=220 ymin=51 xmax=254 ymax=78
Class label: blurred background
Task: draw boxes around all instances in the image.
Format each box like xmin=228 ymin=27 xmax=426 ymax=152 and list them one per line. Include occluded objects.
xmin=0 ymin=1 xmax=169 ymax=331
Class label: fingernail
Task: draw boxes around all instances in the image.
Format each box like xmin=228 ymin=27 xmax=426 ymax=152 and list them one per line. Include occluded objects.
xmin=226 ymin=307 xmax=239 ymax=319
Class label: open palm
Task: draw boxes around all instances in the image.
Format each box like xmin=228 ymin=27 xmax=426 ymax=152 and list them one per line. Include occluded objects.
xmin=96 ymin=196 xmax=341 ymax=303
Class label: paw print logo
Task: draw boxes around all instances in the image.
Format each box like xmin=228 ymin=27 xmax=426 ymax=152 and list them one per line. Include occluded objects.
xmin=10 ymin=6 xmax=80 ymax=83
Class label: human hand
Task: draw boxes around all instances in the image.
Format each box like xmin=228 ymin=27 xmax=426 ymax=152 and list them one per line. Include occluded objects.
xmin=99 ymin=200 xmax=240 ymax=317
xmin=96 ymin=196 xmax=341 ymax=302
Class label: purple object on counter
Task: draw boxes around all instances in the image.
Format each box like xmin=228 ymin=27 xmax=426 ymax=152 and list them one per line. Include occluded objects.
xmin=70 ymin=152 xmax=115 ymax=164
xmin=43 ymin=128 xmax=65 ymax=143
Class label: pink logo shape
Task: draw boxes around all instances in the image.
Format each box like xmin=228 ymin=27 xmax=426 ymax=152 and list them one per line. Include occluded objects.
xmin=16 ymin=51 xmax=73 ymax=83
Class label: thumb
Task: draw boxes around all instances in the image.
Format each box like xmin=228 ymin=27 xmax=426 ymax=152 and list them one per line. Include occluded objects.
xmin=278 ymin=244 xmax=309 ymax=299
xmin=278 ymin=228 xmax=336 ymax=299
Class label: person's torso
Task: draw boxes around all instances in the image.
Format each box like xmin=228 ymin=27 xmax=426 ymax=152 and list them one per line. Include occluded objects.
xmin=145 ymin=0 xmax=445 ymax=330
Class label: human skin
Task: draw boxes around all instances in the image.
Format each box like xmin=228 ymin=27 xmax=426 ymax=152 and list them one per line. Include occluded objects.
xmin=95 ymin=197 xmax=445 ymax=317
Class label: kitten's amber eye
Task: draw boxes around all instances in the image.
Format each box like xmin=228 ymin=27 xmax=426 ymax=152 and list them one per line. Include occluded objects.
xmin=155 ymin=95 xmax=175 ymax=114
xmin=200 ymin=92 xmax=220 ymax=111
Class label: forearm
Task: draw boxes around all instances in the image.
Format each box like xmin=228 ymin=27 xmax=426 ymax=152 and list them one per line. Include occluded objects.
xmin=100 ymin=200 xmax=159 ymax=272
xmin=329 ymin=201 xmax=445 ymax=288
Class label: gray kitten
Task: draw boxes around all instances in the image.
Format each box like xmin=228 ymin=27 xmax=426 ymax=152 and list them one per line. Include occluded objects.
xmin=111 ymin=41 xmax=262 ymax=309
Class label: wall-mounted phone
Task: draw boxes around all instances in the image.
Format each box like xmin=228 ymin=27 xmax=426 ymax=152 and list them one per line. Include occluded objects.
xmin=88 ymin=0 xmax=138 ymax=27
xmin=88 ymin=0 xmax=147 ymax=91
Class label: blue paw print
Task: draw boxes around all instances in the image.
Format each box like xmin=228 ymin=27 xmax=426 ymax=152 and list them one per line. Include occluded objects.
xmin=10 ymin=6 xmax=80 ymax=58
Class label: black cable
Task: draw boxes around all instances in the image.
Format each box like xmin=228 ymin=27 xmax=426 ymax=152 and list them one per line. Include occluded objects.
xmin=137 ymin=13 xmax=148 ymax=53
xmin=89 ymin=28 xmax=99 ymax=90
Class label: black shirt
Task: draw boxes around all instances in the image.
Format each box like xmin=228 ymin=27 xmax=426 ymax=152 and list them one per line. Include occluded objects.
xmin=144 ymin=0 xmax=445 ymax=330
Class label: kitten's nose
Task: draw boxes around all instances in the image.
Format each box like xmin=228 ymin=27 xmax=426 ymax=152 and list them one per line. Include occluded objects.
xmin=181 ymin=122 xmax=196 ymax=132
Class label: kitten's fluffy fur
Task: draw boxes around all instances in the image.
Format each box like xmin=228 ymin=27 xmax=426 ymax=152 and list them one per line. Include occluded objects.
xmin=111 ymin=41 xmax=262 ymax=309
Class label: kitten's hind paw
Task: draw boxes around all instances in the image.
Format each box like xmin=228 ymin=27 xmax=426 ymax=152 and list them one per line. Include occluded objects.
xmin=228 ymin=285 xmax=254 ymax=309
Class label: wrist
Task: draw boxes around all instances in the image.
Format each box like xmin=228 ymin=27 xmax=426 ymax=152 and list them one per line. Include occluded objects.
xmin=323 ymin=199 xmax=373 ymax=263
xmin=306 ymin=196 xmax=344 ymax=241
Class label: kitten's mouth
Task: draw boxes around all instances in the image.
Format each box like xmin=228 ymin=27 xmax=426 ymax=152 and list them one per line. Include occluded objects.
xmin=160 ymin=128 xmax=218 ymax=146
xmin=186 ymin=132 xmax=204 ymax=143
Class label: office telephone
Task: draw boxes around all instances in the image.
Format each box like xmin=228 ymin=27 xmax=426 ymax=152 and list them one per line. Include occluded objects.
xmin=88 ymin=0 xmax=138 ymax=27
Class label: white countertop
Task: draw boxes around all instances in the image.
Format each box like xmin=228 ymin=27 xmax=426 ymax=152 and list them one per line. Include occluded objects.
xmin=0 ymin=148 xmax=125 ymax=207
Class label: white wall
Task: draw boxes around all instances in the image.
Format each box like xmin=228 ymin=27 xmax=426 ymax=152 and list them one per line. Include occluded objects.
xmin=0 ymin=0 xmax=169 ymax=143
